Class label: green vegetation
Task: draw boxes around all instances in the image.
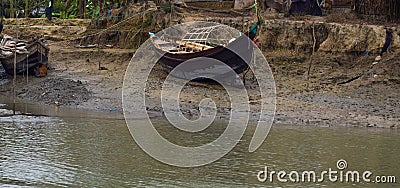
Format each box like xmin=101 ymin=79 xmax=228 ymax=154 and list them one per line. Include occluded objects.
xmin=0 ymin=0 xmax=134 ymax=19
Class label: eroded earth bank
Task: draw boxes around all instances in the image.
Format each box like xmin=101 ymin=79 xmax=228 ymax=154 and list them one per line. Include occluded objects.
xmin=0 ymin=6 xmax=399 ymax=128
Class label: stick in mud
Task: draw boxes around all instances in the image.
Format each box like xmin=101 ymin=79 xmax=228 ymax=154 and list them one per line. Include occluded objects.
xmin=13 ymin=46 xmax=16 ymax=115
xmin=26 ymin=54 xmax=28 ymax=84
xmin=98 ymin=35 xmax=101 ymax=70
xmin=307 ymin=22 xmax=316 ymax=91
xmin=12 ymin=13 xmax=18 ymax=115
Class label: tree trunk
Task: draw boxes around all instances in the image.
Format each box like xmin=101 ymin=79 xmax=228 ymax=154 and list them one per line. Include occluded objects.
xmin=0 ymin=0 xmax=3 ymax=18
xmin=101 ymin=0 xmax=105 ymax=15
xmin=25 ymin=0 xmax=29 ymax=18
xmin=65 ymin=0 xmax=72 ymax=12
xmin=36 ymin=0 xmax=39 ymax=17
xmin=10 ymin=0 xmax=14 ymax=18
xmin=79 ymin=0 xmax=87 ymax=19
xmin=100 ymin=0 xmax=106 ymax=15
xmin=93 ymin=0 xmax=98 ymax=18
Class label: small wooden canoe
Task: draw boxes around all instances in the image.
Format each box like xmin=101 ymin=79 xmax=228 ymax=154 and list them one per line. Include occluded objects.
xmin=152 ymin=34 xmax=254 ymax=81
xmin=150 ymin=25 xmax=255 ymax=81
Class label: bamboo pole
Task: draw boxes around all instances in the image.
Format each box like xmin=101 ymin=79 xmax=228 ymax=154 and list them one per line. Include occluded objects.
xmin=12 ymin=11 xmax=19 ymax=115
xmin=242 ymin=15 xmax=244 ymax=33
xmin=16 ymin=11 xmax=18 ymax=38
xmin=13 ymin=48 xmax=16 ymax=115
xmin=169 ymin=0 xmax=172 ymax=26
xmin=98 ymin=35 xmax=101 ymax=70
xmin=26 ymin=54 xmax=28 ymax=83
xmin=10 ymin=0 xmax=14 ymax=18
xmin=40 ymin=45 xmax=43 ymax=64
xmin=25 ymin=0 xmax=29 ymax=18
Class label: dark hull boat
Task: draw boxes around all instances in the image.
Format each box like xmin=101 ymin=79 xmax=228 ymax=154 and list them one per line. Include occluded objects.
xmin=151 ymin=24 xmax=257 ymax=82
xmin=0 ymin=37 xmax=49 ymax=77
xmin=154 ymin=35 xmax=253 ymax=80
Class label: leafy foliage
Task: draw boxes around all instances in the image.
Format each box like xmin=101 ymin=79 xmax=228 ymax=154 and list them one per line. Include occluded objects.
xmin=1 ymin=0 xmax=134 ymax=19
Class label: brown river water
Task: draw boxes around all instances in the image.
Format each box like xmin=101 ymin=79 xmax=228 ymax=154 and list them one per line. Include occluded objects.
xmin=0 ymin=96 xmax=399 ymax=187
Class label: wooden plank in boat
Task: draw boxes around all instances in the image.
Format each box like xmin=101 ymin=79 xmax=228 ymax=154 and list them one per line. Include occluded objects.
xmin=176 ymin=40 xmax=213 ymax=51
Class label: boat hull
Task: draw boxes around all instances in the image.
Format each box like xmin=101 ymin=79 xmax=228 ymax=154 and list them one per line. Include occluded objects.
xmin=0 ymin=40 xmax=49 ymax=76
xmin=154 ymin=35 xmax=254 ymax=81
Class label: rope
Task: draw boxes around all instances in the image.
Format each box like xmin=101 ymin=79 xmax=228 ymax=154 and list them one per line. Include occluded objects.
xmin=48 ymin=4 xmax=251 ymax=46
xmin=3 ymin=4 xmax=257 ymax=46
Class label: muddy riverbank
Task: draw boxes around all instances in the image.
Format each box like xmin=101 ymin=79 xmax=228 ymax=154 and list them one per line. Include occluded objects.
xmin=0 ymin=43 xmax=398 ymax=128
xmin=0 ymin=11 xmax=399 ymax=128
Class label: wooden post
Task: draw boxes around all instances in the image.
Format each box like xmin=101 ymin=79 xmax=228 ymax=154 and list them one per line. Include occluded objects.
xmin=13 ymin=48 xmax=16 ymax=115
xmin=307 ymin=23 xmax=316 ymax=91
xmin=10 ymin=0 xmax=14 ymax=18
xmin=26 ymin=54 xmax=28 ymax=83
xmin=169 ymin=0 xmax=172 ymax=26
xmin=40 ymin=43 xmax=43 ymax=64
xmin=12 ymin=11 xmax=19 ymax=115
xmin=24 ymin=0 xmax=29 ymax=18
xmin=98 ymin=35 xmax=101 ymax=70
xmin=242 ymin=15 xmax=244 ymax=33
xmin=16 ymin=11 xmax=18 ymax=38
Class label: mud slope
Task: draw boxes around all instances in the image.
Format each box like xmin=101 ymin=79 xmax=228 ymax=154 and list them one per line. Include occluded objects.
xmin=0 ymin=7 xmax=398 ymax=128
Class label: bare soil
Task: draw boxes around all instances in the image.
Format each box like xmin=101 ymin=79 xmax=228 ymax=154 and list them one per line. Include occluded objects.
xmin=0 ymin=6 xmax=399 ymax=128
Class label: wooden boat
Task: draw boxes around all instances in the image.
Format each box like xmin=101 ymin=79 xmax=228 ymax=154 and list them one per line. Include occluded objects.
xmin=0 ymin=35 xmax=49 ymax=77
xmin=151 ymin=24 xmax=256 ymax=81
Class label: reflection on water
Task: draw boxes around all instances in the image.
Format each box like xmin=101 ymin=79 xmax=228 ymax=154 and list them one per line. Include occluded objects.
xmin=0 ymin=102 xmax=399 ymax=187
